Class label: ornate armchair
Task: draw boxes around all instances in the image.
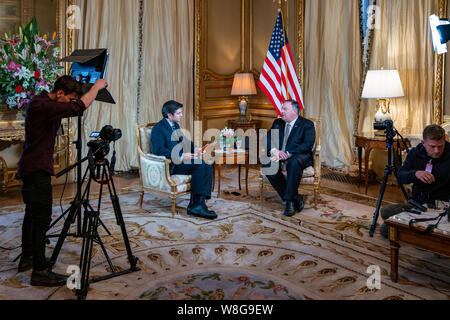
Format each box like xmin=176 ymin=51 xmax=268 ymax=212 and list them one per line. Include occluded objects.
xmin=259 ymin=117 xmax=322 ymax=209
xmin=136 ymin=123 xmax=191 ymax=216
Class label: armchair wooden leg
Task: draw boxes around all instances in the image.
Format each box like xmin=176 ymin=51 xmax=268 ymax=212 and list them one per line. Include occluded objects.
xmin=313 ymin=184 xmax=319 ymax=209
xmin=171 ymin=199 xmax=176 ymax=217
xmin=139 ymin=191 xmax=144 ymax=208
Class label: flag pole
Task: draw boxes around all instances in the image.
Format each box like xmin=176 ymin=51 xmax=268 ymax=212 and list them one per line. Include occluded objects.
xmin=279 ymin=8 xmax=291 ymax=100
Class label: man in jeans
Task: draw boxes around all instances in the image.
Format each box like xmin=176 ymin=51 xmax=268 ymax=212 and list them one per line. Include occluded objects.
xmin=17 ymin=75 xmax=108 ymax=286
xmin=380 ymin=124 xmax=450 ymax=238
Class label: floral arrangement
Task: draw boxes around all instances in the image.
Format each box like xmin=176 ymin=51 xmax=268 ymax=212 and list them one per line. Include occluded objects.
xmin=220 ymin=126 xmax=237 ymax=148
xmin=0 ymin=17 xmax=62 ymax=110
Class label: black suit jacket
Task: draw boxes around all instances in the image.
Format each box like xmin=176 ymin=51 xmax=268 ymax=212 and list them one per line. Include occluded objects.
xmin=266 ymin=117 xmax=315 ymax=167
xmin=150 ymin=118 xmax=195 ymax=173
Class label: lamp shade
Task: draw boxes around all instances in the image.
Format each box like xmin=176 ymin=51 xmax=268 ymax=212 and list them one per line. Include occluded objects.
xmin=231 ymin=73 xmax=257 ymax=96
xmin=361 ymin=70 xmax=404 ymax=98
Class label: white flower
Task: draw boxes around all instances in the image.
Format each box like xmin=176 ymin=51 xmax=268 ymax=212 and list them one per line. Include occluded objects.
xmin=18 ymin=47 xmax=29 ymax=60
xmin=53 ymin=47 xmax=60 ymax=58
xmin=34 ymin=43 xmax=42 ymax=54
xmin=16 ymin=66 xmax=32 ymax=80
xmin=6 ymin=96 xmax=18 ymax=107
xmin=221 ymin=127 xmax=235 ymax=138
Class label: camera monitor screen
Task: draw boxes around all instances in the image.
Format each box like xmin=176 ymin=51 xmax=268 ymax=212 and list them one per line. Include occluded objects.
xmin=90 ymin=132 xmax=100 ymax=138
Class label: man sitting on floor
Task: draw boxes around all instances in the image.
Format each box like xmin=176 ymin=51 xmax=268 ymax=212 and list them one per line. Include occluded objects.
xmin=380 ymin=124 xmax=450 ymax=238
xmin=151 ymin=100 xmax=217 ymax=220
xmin=262 ymin=100 xmax=316 ymax=217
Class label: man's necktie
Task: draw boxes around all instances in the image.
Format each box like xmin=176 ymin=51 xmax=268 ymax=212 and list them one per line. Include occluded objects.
xmin=282 ymin=123 xmax=291 ymax=152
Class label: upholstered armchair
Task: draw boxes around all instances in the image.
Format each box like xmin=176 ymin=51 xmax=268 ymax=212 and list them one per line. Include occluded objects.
xmin=136 ymin=123 xmax=191 ymax=216
xmin=259 ymin=117 xmax=322 ymax=209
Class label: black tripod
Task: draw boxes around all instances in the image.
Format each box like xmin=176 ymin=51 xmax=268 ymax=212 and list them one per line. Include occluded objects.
xmin=48 ymin=146 xmax=140 ymax=300
xmin=368 ymin=128 xmax=410 ymax=237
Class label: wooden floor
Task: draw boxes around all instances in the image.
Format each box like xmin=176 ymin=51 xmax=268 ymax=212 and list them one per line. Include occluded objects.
xmin=1 ymin=169 xmax=407 ymax=208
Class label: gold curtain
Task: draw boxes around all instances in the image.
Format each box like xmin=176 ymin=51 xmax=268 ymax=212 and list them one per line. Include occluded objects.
xmin=359 ymin=0 xmax=439 ymax=136
xmin=76 ymin=0 xmax=140 ymax=171
xmin=75 ymin=0 xmax=194 ymax=171
xmin=140 ymin=0 xmax=194 ymax=131
xmin=304 ymin=0 xmax=362 ymax=168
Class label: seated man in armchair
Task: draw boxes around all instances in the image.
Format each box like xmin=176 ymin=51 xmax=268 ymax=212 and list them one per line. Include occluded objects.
xmin=262 ymin=100 xmax=316 ymax=217
xmin=380 ymin=124 xmax=450 ymax=238
xmin=151 ymin=100 xmax=217 ymax=220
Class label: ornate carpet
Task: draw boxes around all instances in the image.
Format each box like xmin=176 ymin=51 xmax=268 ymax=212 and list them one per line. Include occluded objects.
xmin=0 ymin=168 xmax=449 ymax=300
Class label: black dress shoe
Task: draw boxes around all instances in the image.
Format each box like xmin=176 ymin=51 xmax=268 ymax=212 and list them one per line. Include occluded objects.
xmin=284 ymin=201 xmax=296 ymax=217
xmin=31 ymin=269 xmax=68 ymax=287
xmin=187 ymin=205 xmax=218 ymax=220
xmin=294 ymin=195 xmax=304 ymax=213
xmin=18 ymin=255 xmax=33 ymax=273
xmin=188 ymin=203 xmax=216 ymax=216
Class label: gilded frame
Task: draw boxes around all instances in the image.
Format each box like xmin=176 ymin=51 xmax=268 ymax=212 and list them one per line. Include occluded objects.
xmin=435 ymin=0 xmax=448 ymax=124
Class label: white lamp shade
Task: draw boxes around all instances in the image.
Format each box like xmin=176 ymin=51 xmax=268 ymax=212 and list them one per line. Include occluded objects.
xmin=231 ymin=73 xmax=257 ymax=96
xmin=361 ymin=70 xmax=404 ymax=98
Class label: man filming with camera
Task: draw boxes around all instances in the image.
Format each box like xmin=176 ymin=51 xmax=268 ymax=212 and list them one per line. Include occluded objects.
xmin=379 ymin=124 xmax=450 ymax=238
xmin=17 ymin=75 xmax=108 ymax=286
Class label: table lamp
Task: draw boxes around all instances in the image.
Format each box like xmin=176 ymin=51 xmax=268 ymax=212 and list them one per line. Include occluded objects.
xmin=231 ymin=73 xmax=257 ymax=123
xmin=362 ymin=69 xmax=404 ymax=135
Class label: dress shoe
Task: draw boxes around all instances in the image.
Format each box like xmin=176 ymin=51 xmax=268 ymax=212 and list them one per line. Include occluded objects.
xmin=284 ymin=201 xmax=296 ymax=217
xmin=18 ymin=255 xmax=33 ymax=272
xmin=294 ymin=195 xmax=304 ymax=213
xmin=30 ymin=269 xmax=68 ymax=287
xmin=188 ymin=203 xmax=216 ymax=216
xmin=187 ymin=204 xmax=217 ymax=220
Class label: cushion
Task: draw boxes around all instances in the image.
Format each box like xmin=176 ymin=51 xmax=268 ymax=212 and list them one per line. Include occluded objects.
xmin=139 ymin=126 xmax=153 ymax=154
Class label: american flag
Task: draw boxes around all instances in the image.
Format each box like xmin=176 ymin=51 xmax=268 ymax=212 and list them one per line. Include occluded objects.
xmin=258 ymin=12 xmax=304 ymax=115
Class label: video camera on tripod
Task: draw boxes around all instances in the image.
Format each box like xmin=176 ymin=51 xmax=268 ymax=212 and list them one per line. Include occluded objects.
xmin=87 ymin=125 xmax=122 ymax=159
xmin=369 ymin=119 xmax=411 ymax=237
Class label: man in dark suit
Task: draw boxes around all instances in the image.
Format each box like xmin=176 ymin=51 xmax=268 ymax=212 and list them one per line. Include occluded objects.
xmin=150 ymin=100 xmax=217 ymax=219
xmin=263 ymin=100 xmax=316 ymax=217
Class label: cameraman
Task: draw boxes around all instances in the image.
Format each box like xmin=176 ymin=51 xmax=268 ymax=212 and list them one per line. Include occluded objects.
xmin=380 ymin=124 xmax=450 ymax=238
xmin=17 ymin=76 xmax=108 ymax=286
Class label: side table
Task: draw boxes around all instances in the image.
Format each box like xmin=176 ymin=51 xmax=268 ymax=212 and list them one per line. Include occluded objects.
xmin=212 ymin=149 xmax=249 ymax=196
xmin=354 ymin=132 xmax=409 ymax=194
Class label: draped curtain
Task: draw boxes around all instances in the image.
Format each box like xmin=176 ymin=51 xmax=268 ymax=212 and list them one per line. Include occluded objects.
xmin=75 ymin=0 xmax=194 ymax=171
xmin=304 ymin=0 xmax=362 ymax=169
xmin=359 ymin=0 xmax=438 ymax=137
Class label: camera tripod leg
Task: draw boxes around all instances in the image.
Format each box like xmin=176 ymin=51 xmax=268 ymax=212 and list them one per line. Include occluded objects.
xmin=369 ymin=165 xmax=392 ymax=237
xmin=77 ymin=209 xmax=98 ymax=300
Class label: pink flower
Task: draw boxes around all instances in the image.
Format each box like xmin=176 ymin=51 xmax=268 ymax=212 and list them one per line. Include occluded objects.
xmin=7 ymin=61 xmax=22 ymax=73
xmin=185 ymin=287 xmax=194 ymax=294
xmin=7 ymin=37 xmax=20 ymax=47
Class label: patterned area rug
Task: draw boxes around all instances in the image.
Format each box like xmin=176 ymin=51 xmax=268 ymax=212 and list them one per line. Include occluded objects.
xmin=0 ymin=168 xmax=449 ymax=300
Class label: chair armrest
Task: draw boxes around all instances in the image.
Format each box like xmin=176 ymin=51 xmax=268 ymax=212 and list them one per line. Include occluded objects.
xmin=137 ymin=148 xmax=178 ymax=187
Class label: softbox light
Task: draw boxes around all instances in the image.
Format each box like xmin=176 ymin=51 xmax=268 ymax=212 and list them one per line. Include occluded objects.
xmin=429 ymin=14 xmax=450 ymax=54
